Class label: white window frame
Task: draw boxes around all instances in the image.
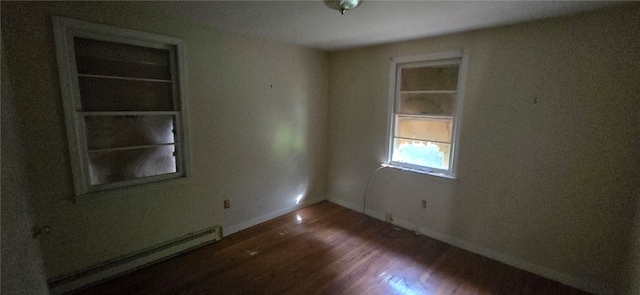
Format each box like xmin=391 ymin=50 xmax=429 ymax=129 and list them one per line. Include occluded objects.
xmin=385 ymin=50 xmax=468 ymax=179
xmin=53 ymin=16 xmax=192 ymax=198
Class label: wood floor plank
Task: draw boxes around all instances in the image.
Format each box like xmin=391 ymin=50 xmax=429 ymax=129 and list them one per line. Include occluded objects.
xmin=75 ymin=201 xmax=592 ymax=295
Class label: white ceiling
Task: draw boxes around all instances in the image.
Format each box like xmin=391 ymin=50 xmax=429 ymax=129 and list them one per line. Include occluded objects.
xmin=176 ymin=1 xmax=617 ymax=51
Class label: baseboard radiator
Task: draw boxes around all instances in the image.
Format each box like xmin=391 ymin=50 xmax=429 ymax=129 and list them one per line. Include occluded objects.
xmin=48 ymin=225 xmax=222 ymax=295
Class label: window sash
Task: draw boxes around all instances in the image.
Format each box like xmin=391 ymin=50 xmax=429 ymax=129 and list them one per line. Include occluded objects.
xmin=75 ymin=112 xmax=186 ymax=192
xmin=387 ymin=51 xmax=466 ymax=178
xmin=394 ymin=115 xmax=453 ymax=143
xmin=54 ymin=16 xmax=191 ymax=197
xmin=391 ymin=137 xmax=452 ymax=171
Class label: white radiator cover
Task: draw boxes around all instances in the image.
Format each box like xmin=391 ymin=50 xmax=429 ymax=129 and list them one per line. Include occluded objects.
xmin=48 ymin=225 xmax=222 ymax=295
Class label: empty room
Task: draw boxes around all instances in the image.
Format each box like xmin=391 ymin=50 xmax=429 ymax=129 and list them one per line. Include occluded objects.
xmin=1 ymin=1 xmax=639 ymax=294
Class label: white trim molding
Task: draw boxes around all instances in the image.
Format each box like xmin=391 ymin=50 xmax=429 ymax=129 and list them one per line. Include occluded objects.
xmin=223 ymin=197 xmax=324 ymax=236
xmin=351 ymin=203 xmax=609 ymax=295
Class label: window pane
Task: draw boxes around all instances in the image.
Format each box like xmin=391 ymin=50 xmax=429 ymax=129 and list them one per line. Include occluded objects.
xmin=392 ymin=138 xmax=450 ymax=170
xmin=395 ymin=116 xmax=452 ymax=143
xmin=85 ymin=115 xmax=176 ymax=150
xmin=399 ymin=92 xmax=456 ymax=115
xmin=401 ymin=65 xmax=458 ymax=91
xmin=88 ymin=145 xmax=177 ymax=185
xmin=79 ymin=76 xmax=174 ymax=111
xmin=74 ymin=37 xmax=171 ymax=80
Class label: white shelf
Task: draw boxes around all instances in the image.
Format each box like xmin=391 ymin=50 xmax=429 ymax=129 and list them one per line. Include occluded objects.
xmin=80 ymin=111 xmax=179 ymax=116
xmin=396 ymin=114 xmax=453 ymax=119
xmin=78 ymin=73 xmax=172 ymax=83
xmin=78 ymin=55 xmax=169 ymax=66
xmin=88 ymin=143 xmax=175 ymax=153
xmin=400 ymin=90 xmax=457 ymax=94
xmin=393 ymin=136 xmax=451 ymax=145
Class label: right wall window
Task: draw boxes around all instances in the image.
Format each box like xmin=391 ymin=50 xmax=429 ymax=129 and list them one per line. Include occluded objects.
xmin=388 ymin=51 xmax=467 ymax=178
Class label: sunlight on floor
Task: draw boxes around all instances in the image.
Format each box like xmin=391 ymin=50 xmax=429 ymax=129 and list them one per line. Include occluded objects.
xmin=378 ymin=271 xmax=431 ymax=295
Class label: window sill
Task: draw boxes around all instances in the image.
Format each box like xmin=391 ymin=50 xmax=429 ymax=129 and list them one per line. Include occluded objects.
xmin=72 ymin=176 xmax=194 ymax=204
xmin=381 ymin=163 xmax=457 ymax=180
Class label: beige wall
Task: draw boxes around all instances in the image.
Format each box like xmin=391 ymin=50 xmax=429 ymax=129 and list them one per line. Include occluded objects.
xmin=3 ymin=1 xmax=639 ymax=292
xmin=1 ymin=2 xmax=328 ymax=279
xmin=1 ymin=38 xmax=50 ymax=295
xmin=626 ymin=198 xmax=640 ymax=295
xmin=327 ymin=5 xmax=640 ymax=294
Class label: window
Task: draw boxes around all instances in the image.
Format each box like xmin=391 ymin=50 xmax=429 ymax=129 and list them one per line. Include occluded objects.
xmin=53 ymin=17 xmax=191 ymax=196
xmin=387 ymin=51 xmax=467 ymax=178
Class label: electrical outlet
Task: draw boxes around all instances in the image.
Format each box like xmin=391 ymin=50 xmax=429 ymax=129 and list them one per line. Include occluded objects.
xmin=384 ymin=214 xmax=393 ymax=223
xmin=223 ymin=199 xmax=230 ymax=209
xmin=421 ymin=200 xmax=426 ymax=209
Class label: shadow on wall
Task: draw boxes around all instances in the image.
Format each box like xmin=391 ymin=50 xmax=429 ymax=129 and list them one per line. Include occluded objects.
xmin=623 ymin=196 xmax=640 ymax=295
xmin=1 ymin=39 xmax=50 ymax=294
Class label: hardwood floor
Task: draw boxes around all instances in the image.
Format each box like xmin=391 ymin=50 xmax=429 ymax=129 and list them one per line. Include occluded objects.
xmin=76 ymin=201 xmax=590 ymax=295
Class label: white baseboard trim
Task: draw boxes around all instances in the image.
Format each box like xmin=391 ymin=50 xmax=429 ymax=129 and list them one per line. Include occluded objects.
xmin=48 ymin=198 xmax=324 ymax=294
xmin=327 ymin=197 xmax=363 ymax=213
xmin=48 ymin=226 xmax=222 ymax=295
xmin=223 ymin=197 xmax=324 ymax=236
xmin=330 ymin=198 xmax=608 ymax=295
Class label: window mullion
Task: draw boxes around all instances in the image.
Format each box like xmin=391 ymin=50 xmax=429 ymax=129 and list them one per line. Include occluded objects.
xmin=393 ymin=136 xmax=451 ymax=145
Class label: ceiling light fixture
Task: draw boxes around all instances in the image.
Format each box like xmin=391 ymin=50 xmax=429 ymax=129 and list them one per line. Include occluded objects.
xmin=324 ymin=0 xmax=363 ymax=14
